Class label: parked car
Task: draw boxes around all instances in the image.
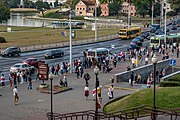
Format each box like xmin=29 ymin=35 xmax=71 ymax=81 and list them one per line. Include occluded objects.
xmin=22 ymin=58 xmax=45 ymax=68
xmin=1 ymin=47 xmax=21 ymax=57
xmin=44 ymin=49 xmax=64 ymax=59
xmin=10 ymin=63 xmax=35 ymax=73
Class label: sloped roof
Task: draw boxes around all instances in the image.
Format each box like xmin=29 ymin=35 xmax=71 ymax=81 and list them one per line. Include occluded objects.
xmin=82 ymin=0 xmax=95 ymax=6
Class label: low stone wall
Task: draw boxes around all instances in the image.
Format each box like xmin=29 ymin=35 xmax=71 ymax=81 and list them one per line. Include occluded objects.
xmin=114 ymin=59 xmax=171 ymax=83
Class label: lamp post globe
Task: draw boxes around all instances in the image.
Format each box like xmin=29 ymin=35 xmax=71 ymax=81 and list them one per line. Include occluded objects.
xmin=152 ymin=54 xmax=158 ymax=64
xmin=94 ymin=66 xmax=99 ymax=75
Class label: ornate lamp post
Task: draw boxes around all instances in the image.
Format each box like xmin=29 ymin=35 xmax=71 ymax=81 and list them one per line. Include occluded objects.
xmin=151 ymin=54 xmax=158 ymax=120
xmin=94 ymin=66 xmax=99 ymax=120
xmin=49 ymin=73 xmax=54 ymax=120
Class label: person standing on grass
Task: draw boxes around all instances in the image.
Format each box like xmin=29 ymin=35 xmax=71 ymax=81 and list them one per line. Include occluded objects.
xmin=13 ymin=86 xmax=19 ymax=105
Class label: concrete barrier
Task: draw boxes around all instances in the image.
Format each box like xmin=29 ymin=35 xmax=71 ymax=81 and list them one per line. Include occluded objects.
xmin=114 ymin=59 xmax=171 ymax=83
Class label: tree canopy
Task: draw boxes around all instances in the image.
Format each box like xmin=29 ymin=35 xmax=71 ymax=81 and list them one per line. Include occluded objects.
xmin=0 ymin=1 xmax=10 ymax=23
xmin=169 ymin=0 xmax=180 ymax=15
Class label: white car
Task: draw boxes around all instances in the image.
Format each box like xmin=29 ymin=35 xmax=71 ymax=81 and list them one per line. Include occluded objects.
xmin=10 ymin=63 xmax=35 ymax=73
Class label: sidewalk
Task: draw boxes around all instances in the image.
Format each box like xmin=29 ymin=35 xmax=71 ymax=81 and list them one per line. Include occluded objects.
xmin=0 ymin=48 xmax=179 ymax=120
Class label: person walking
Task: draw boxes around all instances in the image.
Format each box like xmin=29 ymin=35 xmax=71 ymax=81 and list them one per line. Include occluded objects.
xmin=108 ymin=85 xmax=114 ymax=99
xmin=84 ymin=85 xmax=89 ymax=100
xmin=63 ymin=74 xmax=68 ymax=87
xmin=177 ymin=47 xmax=179 ymax=58
xmin=83 ymin=70 xmax=91 ymax=86
xmin=130 ymin=72 xmax=134 ymax=86
xmin=0 ymin=74 xmax=5 ymax=87
xmin=13 ymin=86 xmax=19 ymax=105
xmin=27 ymin=75 xmax=32 ymax=90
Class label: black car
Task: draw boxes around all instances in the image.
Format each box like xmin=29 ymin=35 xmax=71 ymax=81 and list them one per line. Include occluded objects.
xmin=44 ymin=49 xmax=64 ymax=59
xmin=2 ymin=47 xmax=21 ymax=57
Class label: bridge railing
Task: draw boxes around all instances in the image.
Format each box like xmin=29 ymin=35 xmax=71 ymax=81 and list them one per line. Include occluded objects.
xmin=47 ymin=105 xmax=180 ymax=120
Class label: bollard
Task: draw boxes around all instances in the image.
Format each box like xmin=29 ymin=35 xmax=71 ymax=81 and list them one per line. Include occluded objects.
xmin=34 ymin=44 xmax=35 ymax=49
xmin=49 ymin=42 xmax=50 ymax=47
xmin=25 ymin=45 xmax=27 ymax=51
xmin=41 ymin=43 xmax=43 ymax=48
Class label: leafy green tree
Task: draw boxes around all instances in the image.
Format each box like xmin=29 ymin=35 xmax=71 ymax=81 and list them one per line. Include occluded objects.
xmin=169 ymin=0 xmax=180 ymax=15
xmin=9 ymin=0 xmax=19 ymax=8
xmin=93 ymin=7 xmax=102 ymax=17
xmin=0 ymin=1 xmax=10 ymax=23
xmin=132 ymin=0 xmax=160 ymax=17
xmin=108 ymin=0 xmax=122 ymax=16
xmin=66 ymin=0 xmax=79 ymax=9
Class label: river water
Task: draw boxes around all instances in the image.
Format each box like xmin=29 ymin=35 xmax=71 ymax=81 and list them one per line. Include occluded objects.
xmin=1 ymin=12 xmax=52 ymax=27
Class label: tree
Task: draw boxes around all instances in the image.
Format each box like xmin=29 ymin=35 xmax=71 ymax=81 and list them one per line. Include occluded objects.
xmin=132 ymin=0 xmax=160 ymax=17
xmin=0 ymin=1 xmax=10 ymax=23
xmin=169 ymin=0 xmax=180 ymax=15
xmin=66 ymin=0 xmax=79 ymax=9
xmin=108 ymin=0 xmax=122 ymax=16
xmin=93 ymin=7 xmax=102 ymax=17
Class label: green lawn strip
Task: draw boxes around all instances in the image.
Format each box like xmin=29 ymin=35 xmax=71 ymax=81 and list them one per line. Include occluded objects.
xmin=0 ymin=27 xmax=118 ymax=48
xmin=103 ymin=87 xmax=180 ymax=115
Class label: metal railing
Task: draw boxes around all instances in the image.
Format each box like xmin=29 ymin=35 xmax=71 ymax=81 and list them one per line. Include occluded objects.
xmin=47 ymin=105 xmax=180 ymax=120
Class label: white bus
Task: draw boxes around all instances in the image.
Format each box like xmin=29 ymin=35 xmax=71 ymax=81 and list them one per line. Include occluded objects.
xmin=86 ymin=48 xmax=112 ymax=59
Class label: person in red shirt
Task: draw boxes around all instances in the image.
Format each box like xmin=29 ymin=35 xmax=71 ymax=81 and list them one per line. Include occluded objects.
xmin=1 ymin=74 xmax=5 ymax=86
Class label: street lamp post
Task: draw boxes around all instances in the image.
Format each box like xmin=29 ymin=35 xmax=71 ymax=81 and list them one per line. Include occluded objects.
xmin=69 ymin=10 xmax=72 ymax=73
xmin=151 ymin=54 xmax=158 ymax=120
xmin=94 ymin=66 xmax=99 ymax=120
xmin=128 ymin=0 xmax=131 ymax=28
xmin=151 ymin=0 xmax=154 ymax=25
xmin=49 ymin=73 xmax=54 ymax=120
xmin=164 ymin=0 xmax=167 ymax=51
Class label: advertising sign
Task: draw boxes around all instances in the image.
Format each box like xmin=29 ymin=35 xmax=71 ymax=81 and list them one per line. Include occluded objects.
xmin=38 ymin=63 xmax=49 ymax=80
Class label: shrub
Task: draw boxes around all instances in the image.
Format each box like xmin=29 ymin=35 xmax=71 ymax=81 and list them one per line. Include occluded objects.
xmin=0 ymin=37 xmax=6 ymax=43
xmin=165 ymin=74 xmax=180 ymax=82
xmin=72 ymin=16 xmax=84 ymax=20
xmin=167 ymin=11 xmax=177 ymax=16
xmin=160 ymin=81 xmax=180 ymax=87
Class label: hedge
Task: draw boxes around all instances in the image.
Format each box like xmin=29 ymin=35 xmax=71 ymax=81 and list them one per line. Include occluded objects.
xmin=0 ymin=37 xmax=6 ymax=43
xmin=160 ymin=81 xmax=180 ymax=87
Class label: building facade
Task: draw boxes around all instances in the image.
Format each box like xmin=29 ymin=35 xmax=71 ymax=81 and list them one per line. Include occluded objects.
xmin=75 ymin=0 xmax=109 ymax=17
xmin=121 ymin=2 xmax=136 ymax=16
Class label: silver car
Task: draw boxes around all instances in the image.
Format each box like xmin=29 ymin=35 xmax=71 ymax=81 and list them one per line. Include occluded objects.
xmin=10 ymin=63 xmax=35 ymax=73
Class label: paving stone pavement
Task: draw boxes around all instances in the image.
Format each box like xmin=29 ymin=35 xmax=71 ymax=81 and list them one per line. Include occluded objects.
xmin=0 ymin=48 xmax=180 ymax=120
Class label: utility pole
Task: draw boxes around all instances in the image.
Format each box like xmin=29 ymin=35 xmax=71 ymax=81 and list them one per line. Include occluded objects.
xmin=160 ymin=0 xmax=164 ymax=27
xmin=151 ymin=0 xmax=154 ymax=25
xmin=69 ymin=10 xmax=72 ymax=73
xmin=128 ymin=0 xmax=131 ymax=28
xmin=95 ymin=6 xmax=97 ymax=41
xmin=164 ymin=0 xmax=167 ymax=51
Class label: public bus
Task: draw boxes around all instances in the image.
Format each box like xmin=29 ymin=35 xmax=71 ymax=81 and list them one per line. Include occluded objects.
xmin=118 ymin=27 xmax=141 ymax=39
xmin=86 ymin=48 xmax=112 ymax=59
xmin=150 ymin=33 xmax=180 ymax=49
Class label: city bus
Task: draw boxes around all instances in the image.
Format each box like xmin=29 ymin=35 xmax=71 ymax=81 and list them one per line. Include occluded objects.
xmin=150 ymin=33 xmax=180 ymax=49
xmin=86 ymin=48 xmax=112 ymax=59
xmin=118 ymin=27 xmax=141 ymax=39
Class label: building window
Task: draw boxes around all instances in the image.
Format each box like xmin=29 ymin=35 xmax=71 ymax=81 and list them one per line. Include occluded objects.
xmin=83 ymin=8 xmax=85 ymax=10
xmin=80 ymin=8 xmax=82 ymax=10
xmin=77 ymin=8 xmax=79 ymax=10
xmin=92 ymin=8 xmax=94 ymax=10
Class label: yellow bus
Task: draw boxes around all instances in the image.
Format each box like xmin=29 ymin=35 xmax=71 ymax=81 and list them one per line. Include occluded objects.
xmin=118 ymin=27 xmax=141 ymax=39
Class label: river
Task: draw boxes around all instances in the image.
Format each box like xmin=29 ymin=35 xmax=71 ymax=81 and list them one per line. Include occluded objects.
xmin=1 ymin=12 xmax=52 ymax=27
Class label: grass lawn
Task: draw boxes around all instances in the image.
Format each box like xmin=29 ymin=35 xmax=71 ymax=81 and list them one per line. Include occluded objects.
xmin=0 ymin=25 xmax=118 ymax=49
xmin=103 ymin=87 xmax=180 ymax=114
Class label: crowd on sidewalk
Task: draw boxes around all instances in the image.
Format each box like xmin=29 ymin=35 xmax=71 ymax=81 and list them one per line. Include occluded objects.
xmin=0 ymin=42 xmax=179 ymax=106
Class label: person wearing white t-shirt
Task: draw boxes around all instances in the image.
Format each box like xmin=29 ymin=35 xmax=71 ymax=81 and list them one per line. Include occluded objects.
xmin=13 ymin=86 xmax=19 ymax=105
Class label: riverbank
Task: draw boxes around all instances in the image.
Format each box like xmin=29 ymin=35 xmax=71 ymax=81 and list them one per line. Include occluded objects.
xmin=10 ymin=8 xmax=38 ymax=13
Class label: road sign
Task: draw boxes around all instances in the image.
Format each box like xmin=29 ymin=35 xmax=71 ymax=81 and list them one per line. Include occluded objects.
xmin=170 ymin=59 xmax=176 ymax=66
xmin=111 ymin=44 xmax=115 ymax=50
